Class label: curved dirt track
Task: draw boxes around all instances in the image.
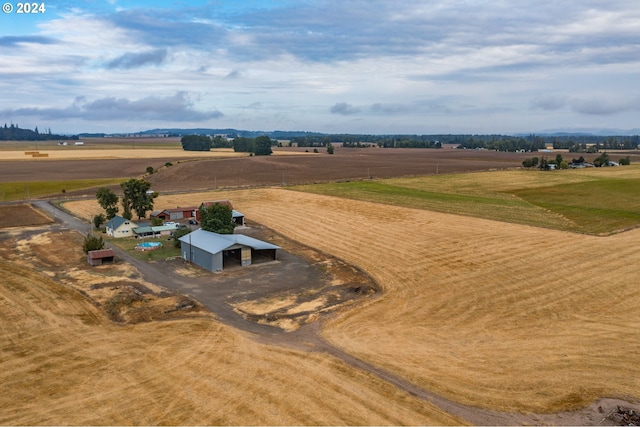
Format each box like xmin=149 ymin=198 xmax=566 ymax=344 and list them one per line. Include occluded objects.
xmin=31 ymin=200 xmax=640 ymax=426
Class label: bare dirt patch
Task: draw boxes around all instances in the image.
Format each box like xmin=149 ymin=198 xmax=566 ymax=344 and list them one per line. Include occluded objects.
xmin=0 ymin=227 xmax=209 ymax=324
xmin=0 ymin=204 xmax=53 ymax=228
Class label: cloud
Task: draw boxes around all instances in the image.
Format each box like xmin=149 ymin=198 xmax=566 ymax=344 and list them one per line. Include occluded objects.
xmin=1 ymin=92 xmax=223 ymax=122
xmin=530 ymin=96 xmax=567 ymax=111
xmin=330 ymin=102 xmax=360 ymax=115
xmin=0 ymin=35 xmax=57 ymax=47
xmin=371 ymin=103 xmax=410 ymax=114
xmin=570 ymin=97 xmax=640 ymax=115
xmin=106 ymin=48 xmax=168 ymax=69
xmin=224 ymin=69 xmax=242 ymax=79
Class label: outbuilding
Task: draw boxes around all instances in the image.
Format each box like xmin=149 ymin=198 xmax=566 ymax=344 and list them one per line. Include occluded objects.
xmin=179 ymin=228 xmax=280 ymax=272
xmin=87 ymin=249 xmax=116 ymax=266
xmin=150 ymin=207 xmax=197 ymax=221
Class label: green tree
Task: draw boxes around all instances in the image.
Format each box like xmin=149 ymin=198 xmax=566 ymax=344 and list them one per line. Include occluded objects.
xmin=555 ymin=153 xmax=563 ymax=166
xmin=82 ymin=232 xmax=105 ymax=254
xmin=96 ymin=187 xmax=119 ymax=219
xmin=327 ymin=143 xmax=334 ymax=154
xmin=120 ymin=179 xmax=156 ymax=219
xmin=146 ymin=166 xmax=154 ymax=174
xmin=151 ymin=217 xmax=163 ymax=226
xmin=233 ymin=137 xmax=255 ymax=153
xmin=254 ymin=135 xmax=273 ymax=156
xmin=594 ymin=152 xmax=610 ymax=167
xmin=93 ymin=213 xmax=106 ymax=229
xmin=173 ymin=227 xmax=191 ymax=248
xmin=199 ymin=202 xmax=236 ymax=234
xmin=181 ymin=135 xmax=211 ymax=151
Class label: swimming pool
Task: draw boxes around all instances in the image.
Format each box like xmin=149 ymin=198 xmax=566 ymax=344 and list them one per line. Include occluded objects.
xmin=135 ymin=241 xmax=163 ymax=251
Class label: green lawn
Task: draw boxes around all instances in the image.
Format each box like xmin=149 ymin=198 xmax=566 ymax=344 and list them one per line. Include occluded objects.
xmin=292 ymin=166 xmax=640 ymax=235
xmin=107 ymin=235 xmax=181 ymax=261
xmin=0 ymin=179 xmax=123 ymax=202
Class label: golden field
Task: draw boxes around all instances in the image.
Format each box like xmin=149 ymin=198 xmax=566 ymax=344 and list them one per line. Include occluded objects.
xmin=0 ymin=231 xmax=459 ymax=426
xmin=63 ymin=169 xmax=640 ymax=415
xmin=0 ymin=148 xmax=246 ymax=160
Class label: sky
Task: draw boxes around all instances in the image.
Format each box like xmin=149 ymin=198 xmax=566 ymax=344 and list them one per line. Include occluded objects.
xmin=1 ymin=0 xmax=639 ymax=135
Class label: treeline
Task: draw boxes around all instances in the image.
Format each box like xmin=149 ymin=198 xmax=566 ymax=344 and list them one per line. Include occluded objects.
xmin=181 ymin=134 xmax=272 ymax=155
xmin=550 ymin=136 xmax=640 ymax=152
xmin=291 ymin=134 xmax=444 ymax=148
xmin=0 ymin=123 xmax=74 ymax=141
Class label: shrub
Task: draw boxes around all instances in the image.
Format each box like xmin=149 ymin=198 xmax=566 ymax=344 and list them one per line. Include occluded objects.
xmin=83 ymin=232 xmax=105 ymax=253
xmin=93 ymin=213 xmax=106 ymax=229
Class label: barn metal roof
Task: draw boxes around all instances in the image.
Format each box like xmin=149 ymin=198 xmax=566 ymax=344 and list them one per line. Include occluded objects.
xmin=179 ymin=228 xmax=280 ymax=254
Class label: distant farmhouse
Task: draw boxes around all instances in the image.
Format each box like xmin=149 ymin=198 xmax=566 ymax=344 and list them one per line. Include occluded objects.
xmin=179 ymin=229 xmax=279 ymax=272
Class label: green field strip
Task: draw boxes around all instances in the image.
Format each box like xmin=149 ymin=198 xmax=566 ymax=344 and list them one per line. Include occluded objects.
xmin=292 ymin=171 xmax=640 ymax=235
xmin=0 ymin=178 xmax=124 ymax=201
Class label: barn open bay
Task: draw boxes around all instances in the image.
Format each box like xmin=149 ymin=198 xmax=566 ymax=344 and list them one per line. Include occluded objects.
xmin=1 ymin=143 xmax=640 ymax=425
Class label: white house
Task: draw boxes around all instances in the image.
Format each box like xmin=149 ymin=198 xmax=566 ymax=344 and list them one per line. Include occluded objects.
xmin=105 ymin=216 xmax=138 ymax=238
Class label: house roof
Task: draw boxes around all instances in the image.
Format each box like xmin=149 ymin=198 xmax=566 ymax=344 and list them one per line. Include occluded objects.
xmin=87 ymin=249 xmax=116 ymax=259
xmin=106 ymin=215 xmax=136 ymax=229
xmin=133 ymin=225 xmax=178 ymax=234
xmin=165 ymin=207 xmax=198 ymax=213
xmin=179 ymin=228 xmax=280 ymax=254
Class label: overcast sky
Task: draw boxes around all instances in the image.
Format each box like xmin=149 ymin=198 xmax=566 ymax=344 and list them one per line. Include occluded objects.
xmin=1 ymin=0 xmax=639 ymax=134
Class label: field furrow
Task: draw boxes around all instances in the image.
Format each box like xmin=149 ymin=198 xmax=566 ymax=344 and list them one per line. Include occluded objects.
xmin=215 ymin=188 xmax=640 ymax=413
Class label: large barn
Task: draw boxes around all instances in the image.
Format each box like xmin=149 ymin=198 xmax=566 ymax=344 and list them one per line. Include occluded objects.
xmin=179 ymin=229 xmax=280 ymax=272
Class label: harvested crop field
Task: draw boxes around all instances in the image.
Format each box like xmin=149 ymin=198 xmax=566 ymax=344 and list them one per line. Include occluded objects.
xmin=223 ymin=189 xmax=640 ymax=413
xmin=62 ymin=181 xmax=640 ymax=417
xmin=0 ymin=145 xmax=539 ymax=188
xmin=0 ymin=229 xmax=459 ymax=425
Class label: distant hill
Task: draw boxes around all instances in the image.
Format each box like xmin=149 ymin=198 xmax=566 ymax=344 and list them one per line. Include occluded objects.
xmin=0 ymin=124 xmax=74 ymax=141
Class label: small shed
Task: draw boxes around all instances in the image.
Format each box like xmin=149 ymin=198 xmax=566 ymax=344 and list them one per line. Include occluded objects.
xmin=179 ymin=228 xmax=280 ymax=272
xmin=87 ymin=249 xmax=116 ymax=266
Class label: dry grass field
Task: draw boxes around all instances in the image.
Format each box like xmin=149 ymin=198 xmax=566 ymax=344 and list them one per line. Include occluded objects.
xmin=0 ymin=228 xmax=460 ymax=425
xmin=65 ymin=181 xmax=640 ymax=417
xmin=5 ymin=155 xmax=640 ymax=424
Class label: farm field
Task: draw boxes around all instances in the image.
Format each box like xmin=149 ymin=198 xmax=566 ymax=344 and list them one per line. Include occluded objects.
xmin=0 ymin=143 xmax=541 ymax=190
xmin=294 ymin=165 xmax=640 ymax=234
xmin=61 ymin=169 xmax=640 ymax=417
xmin=3 ymin=146 xmax=640 ymax=424
xmin=0 ymin=218 xmax=459 ymax=425
xmin=206 ymin=188 xmax=640 ymax=413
